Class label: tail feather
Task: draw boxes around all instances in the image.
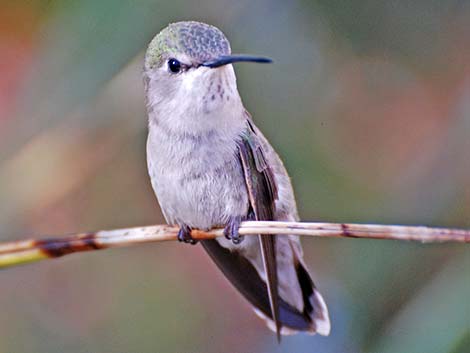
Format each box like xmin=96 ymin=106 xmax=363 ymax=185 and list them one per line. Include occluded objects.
xmin=295 ymin=257 xmax=331 ymax=335
xmin=258 ymin=234 xmax=281 ymax=340
xmin=201 ymin=239 xmax=330 ymax=335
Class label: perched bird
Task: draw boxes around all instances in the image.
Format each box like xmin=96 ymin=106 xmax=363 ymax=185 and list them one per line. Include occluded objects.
xmin=144 ymin=21 xmax=330 ymax=338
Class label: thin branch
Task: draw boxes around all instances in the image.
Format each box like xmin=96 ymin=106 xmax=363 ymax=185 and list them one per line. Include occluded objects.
xmin=0 ymin=221 xmax=468 ymax=269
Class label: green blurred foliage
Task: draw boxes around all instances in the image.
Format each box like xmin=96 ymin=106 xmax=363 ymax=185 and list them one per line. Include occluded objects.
xmin=0 ymin=1 xmax=468 ymax=352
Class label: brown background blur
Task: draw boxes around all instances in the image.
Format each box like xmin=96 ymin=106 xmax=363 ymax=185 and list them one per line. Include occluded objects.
xmin=1 ymin=1 xmax=469 ymax=352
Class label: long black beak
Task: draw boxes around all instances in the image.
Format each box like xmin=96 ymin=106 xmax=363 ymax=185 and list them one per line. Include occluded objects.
xmin=202 ymin=55 xmax=272 ymax=68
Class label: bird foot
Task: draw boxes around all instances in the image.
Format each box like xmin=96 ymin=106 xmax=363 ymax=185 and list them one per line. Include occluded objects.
xmin=177 ymin=224 xmax=198 ymax=245
xmin=224 ymin=216 xmax=244 ymax=244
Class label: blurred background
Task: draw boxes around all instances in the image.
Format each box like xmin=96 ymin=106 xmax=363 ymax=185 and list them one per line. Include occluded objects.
xmin=1 ymin=1 xmax=469 ymax=352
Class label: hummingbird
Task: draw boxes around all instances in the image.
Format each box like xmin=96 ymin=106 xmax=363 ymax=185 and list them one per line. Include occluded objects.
xmin=143 ymin=21 xmax=330 ymax=339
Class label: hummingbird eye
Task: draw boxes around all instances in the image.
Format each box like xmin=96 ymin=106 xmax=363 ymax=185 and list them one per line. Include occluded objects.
xmin=168 ymin=58 xmax=182 ymax=73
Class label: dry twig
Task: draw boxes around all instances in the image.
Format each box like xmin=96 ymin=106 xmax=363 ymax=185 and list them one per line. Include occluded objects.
xmin=1 ymin=221 xmax=468 ymax=269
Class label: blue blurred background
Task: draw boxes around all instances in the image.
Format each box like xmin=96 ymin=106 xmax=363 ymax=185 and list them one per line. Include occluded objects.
xmin=1 ymin=1 xmax=469 ymax=352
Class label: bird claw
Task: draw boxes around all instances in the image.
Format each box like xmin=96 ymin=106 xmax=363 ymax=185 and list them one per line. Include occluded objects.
xmin=224 ymin=216 xmax=244 ymax=244
xmin=177 ymin=225 xmax=198 ymax=245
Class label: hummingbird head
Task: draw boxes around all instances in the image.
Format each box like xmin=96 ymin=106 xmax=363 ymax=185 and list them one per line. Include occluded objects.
xmin=144 ymin=21 xmax=271 ymax=131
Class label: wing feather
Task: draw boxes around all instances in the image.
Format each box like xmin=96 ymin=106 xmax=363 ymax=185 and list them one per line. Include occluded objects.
xmin=238 ymin=120 xmax=281 ymax=340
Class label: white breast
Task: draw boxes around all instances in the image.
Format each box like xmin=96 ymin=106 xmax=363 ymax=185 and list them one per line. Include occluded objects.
xmin=146 ymin=107 xmax=249 ymax=230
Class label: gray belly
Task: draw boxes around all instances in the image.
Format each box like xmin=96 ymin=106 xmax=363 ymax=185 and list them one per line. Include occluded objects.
xmin=147 ymin=131 xmax=249 ymax=230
